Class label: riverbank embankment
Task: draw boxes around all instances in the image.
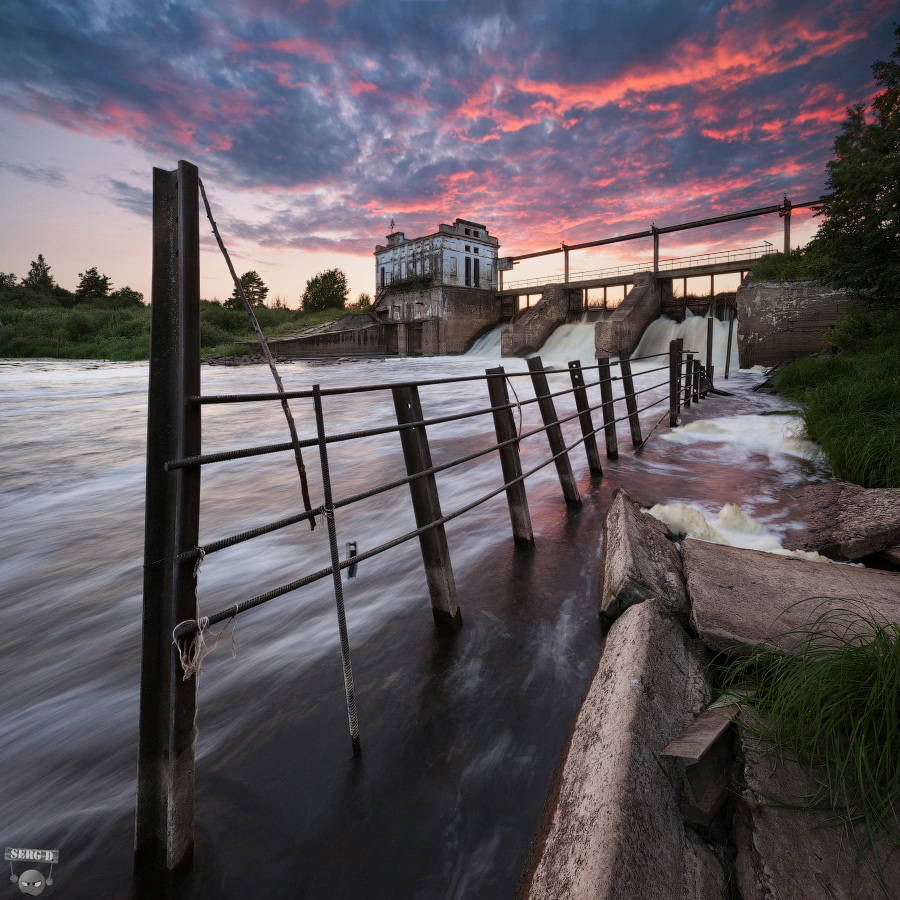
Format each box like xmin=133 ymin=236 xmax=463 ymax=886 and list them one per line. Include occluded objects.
xmin=517 ymin=487 xmax=900 ymax=900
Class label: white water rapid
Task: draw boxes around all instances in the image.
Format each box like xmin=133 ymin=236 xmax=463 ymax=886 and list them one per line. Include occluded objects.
xmin=633 ymin=309 xmax=738 ymax=369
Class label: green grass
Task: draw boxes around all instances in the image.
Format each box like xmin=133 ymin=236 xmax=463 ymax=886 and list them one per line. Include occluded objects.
xmin=770 ymin=309 xmax=900 ymax=488
xmin=718 ymin=604 xmax=900 ymax=887
xmin=0 ymin=299 xmax=352 ymax=361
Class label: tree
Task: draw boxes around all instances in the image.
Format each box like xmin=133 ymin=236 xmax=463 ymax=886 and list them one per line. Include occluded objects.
xmin=810 ymin=23 xmax=900 ymax=307
xmin=109 ymin=286 xmax=145 ymax=307
xmin=226 ymin=270 xmax=269 ymax=308
xmin=76 ymin=267 xmax=113 ymax=301
xmin=21 ymin=254 xmax=55 ymax=292
xmin=302 ymin=268 xmax=349 ymax=312
xmin=0 ymin=272 xmax=17 ymax=290
xmin=354 ymin=292 xmax=372 ymax=309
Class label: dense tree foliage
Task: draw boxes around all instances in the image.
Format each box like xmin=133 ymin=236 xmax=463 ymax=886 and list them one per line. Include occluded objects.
xmin=76 ymin=267 xmax=113 ymax=301
xmin=810 ymin=24 xmax=900 ymax=307
xmin=226 ymin=270 xmax=269 ymax=308
xmin=21 ymin=254 xmax=55 ymax=292
xmin=302 ymin=268 xmax=349 ymax=312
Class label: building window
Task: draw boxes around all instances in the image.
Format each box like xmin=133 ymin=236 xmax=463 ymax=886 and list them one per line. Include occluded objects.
xmin=380 ymin=266 xmax=385 ymax=287
xmin=474 ymin=258 xmax=480 ymax=286
xmin=474 ymin=230 xmax=480 ymax=237
xmin=465 ymin=228 xmax=471 ymax=235
xmin=465 ymin=245 xmax=470 ymax=252
xmin=474 ymin=247 xmax=479 ymax=254
xmin=465 ymin=257 xmax=471 ymax=287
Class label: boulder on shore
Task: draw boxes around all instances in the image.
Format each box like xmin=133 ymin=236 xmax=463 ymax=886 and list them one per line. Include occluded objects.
xmin=515 ymin=600 xmax=723 ymax=900
xmin=598 ymin=487 xmax=689 ymax=621
xmin=683 ymin=538 xmax=900 ymax=655
xmin=781 ymin=482 xmax=900 ymax=560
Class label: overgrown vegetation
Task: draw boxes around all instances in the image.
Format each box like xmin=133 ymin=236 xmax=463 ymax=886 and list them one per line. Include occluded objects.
xmin=719 ymin=604 xmax=900 ymax=886
xmin=771 ymin=307 xmax=900 ymax=489
xmin=0 ymin=255 xmax=353 ymax=359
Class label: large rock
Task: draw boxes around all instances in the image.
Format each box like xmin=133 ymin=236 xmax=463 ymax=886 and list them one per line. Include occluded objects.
xmin=515 ymin=600 xmax=724 ymax=900
xmin=781 ymin=482 xmax=900 ymax=560
xmin=683 ymin=539 xmax=900 ymax=655
xmin=599 ymin=487 xmax=689 ymax=621
xmin=733 ymin=728 xmax=900 ymax=899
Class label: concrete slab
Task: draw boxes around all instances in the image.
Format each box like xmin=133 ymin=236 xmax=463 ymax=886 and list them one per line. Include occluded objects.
xmin=733 ymin=729 xmax=900 ymax=899
xmin=599 ymin=487 xmax=689 ymax=621
xmin=781 ymin=482 xmax=900 ymax=561
xmin=682 ymin=539 xmax=900 ymax=655
xmin=515 ymin=600 xmax=723 ymax=900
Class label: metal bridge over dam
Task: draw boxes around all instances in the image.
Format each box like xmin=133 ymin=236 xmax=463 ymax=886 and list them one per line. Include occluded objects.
xmin=263 ymin=198 xmax=817 ymax=361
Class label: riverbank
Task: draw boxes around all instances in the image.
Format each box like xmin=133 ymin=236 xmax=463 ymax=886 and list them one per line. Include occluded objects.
xmin=769 ymin=306 xmax=900 ymax=489
xmin=518 ymin=487 xmax=900 ymax=899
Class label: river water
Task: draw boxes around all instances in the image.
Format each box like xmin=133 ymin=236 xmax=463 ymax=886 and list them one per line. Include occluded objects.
xmin=0 ymin=319 xmax=827 ymax=899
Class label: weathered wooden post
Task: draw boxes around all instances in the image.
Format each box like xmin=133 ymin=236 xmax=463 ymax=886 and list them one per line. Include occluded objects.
xmin=668 ymin=340 xmax=680 ymax=428
xmin=486 ymin=366 xmax=535 ymax=546
xmin=527 ymin=356 xmax=581 ymax=506
xmin=618 ymin=350 xmax=643 ymax=448
xmin=567 ymin=361 xmax=603 ymax=476
xmin=596 ymin=357 xmax=619 ymax=460
xmin=724 ymin=310 xmax=735 ymax=379
xmin=693 ymin=359 xmax=701 ymax=401
xmin=684 ymin=353 xmax=693 ymax=408
xmin=135 ymin=161 xmax=201 ymax=877
xmin=675 ymin=338 xmax=684 ymax=414
xmin=392 ymin=385 xmax=461 ymax=629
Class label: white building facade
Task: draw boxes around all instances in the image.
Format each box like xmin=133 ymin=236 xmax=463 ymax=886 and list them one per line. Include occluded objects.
xmin=374 ymin=218 xmax=500 ymax=292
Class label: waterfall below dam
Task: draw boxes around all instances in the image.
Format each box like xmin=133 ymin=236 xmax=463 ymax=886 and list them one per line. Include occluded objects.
xmin=467 ymin=309 xmax=738 ymax=368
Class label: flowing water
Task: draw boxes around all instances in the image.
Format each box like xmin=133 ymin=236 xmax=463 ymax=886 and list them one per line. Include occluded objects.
xmin=0 ymin=328 xmax=828 ymax=899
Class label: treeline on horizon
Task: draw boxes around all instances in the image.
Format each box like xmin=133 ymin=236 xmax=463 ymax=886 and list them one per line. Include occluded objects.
xmin=0 ymin=257 xmax=370 ymax=361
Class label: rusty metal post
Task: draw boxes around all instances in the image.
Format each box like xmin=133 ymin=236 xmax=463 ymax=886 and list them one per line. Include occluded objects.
xmin=706 ymin=316 xmax=714 ymax=388
xmin=527 ymin=356 xmax=581 ymax=506
xmin=312 ymin=385 xmax=362 ymax=757
xmin=619 ymin=350 xmax=643 ymax=448
xmin=668 ymin=340 xmax=680 ymax=427
xmin=486 ymin=366 xmax=534 ymax=546
xmin=392 ymin=385 xmax=461 ymax=629
xmin=567 ymin=361 xmax=603 ymax=476
xmin=724 ymin=310 xmax=735 ymax=379
xmin=693 ymin=359 xmax=701 ymax=401
xmin=135 ymin=161 xmax=201 ymax=878
xmin=597 ymin=357 xmax=619 ymax=460
xmin=684 ymin=354 xmax=693 ymax=408
xmin=653 ymin=226 xmax=659 ymax=274
xmin=675 ymin=338 xmax=684 ymax=413
xmin=564 ymin=245 xmax=569 ymax=283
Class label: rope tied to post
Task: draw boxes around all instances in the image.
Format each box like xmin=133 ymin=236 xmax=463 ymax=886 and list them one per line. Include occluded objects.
xmin=172 ymin=546 xmax=238 ymax=679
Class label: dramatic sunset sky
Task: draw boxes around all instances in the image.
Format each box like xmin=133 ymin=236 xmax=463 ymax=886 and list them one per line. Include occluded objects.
xmin=0 ymin=0 xmax=896 ymax=303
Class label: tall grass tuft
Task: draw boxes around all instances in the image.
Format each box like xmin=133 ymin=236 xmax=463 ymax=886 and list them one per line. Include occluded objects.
xmin=718 ymin=603 xmax=900 ymax=882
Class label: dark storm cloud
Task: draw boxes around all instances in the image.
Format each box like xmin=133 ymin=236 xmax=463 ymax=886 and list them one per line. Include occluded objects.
xmin=0 ymin=0 xmax=895 ymax=255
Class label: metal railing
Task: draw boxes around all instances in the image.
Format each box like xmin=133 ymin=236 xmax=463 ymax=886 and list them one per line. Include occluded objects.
xmin=502 ymin=242 xmax=774 ymax=291
xmin=135 ymin=162 xmax=720 ymax=877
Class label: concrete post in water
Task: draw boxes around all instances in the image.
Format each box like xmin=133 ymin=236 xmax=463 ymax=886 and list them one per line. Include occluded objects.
xmin=567 ymin=361 xmax=604 ymax=475
xmin=135 ymin=161 xmax=201 ymax=878
xmin=597 ymin=357 xmax=619 ymax=460
xmin=618 ymin=350 xmax=643 ymax=448
xmin=486 ymin=366 xmax=535 ymax=546
xmin=684 ymin=354 xmax=693 ymax=408
xmin=527 ymin=356 xmax=581 ymax=506
xmin=391 ymin=385 xmax=461 ymax=630
xmin=668 ymin=340 xmax=680 ymax=428
xmin=706 ymin=316 xmax=714 ymax=388
xmin=724 ymin=310 xmax=735 ymax=379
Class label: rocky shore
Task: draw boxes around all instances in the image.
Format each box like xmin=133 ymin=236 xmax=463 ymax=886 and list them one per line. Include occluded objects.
xmin=516 ymin=487 xmax=900 ymax=900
